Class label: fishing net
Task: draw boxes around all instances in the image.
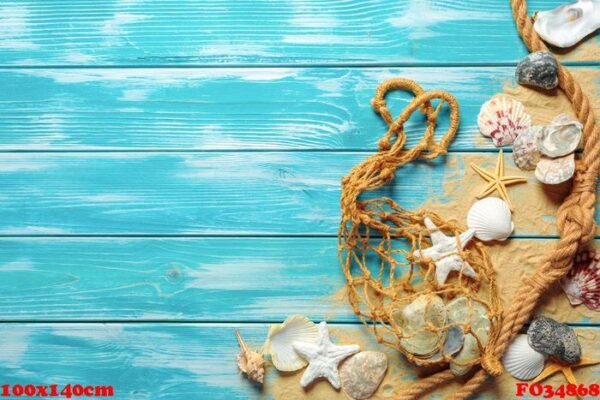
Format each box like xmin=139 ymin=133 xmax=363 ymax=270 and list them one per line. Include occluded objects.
xmin=338 ymin=78 xmax=502 ymax=371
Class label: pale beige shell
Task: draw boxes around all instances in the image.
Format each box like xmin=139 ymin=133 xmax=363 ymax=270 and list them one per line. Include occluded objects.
xmin=447 ymin=297 xmax=491 ymax=376
xmin=535 ymin=153 xmax=575 ymax=184
xmin=236 ymin=330 xmax=266 ymax=384
xmin=538 ymin=114 xmax=582 ymax=158
xmin=513 ymin=126 xmax=542 ymax=171
xmin=396 ymin=294 xmax=447 ymax=357
xmin=534 ymin=0 xmax=600 ymax=48
xmin=263 ymin=315 xmax=319 ymax=372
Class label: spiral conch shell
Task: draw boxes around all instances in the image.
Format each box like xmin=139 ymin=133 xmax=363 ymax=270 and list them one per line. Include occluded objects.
xmin=534 ymin=0 xmax=600 ymax=48
xmin=236 ymin=330 xmax=266 ymax=384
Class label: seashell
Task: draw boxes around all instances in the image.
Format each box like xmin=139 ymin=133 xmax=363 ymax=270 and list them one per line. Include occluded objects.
xmin=442 ymin=325 xmax=464 ymax=357
xmin=534 ymin=0 xmax=600 ymax=48
xmin=478 ymin=96 xmax=532 ymax=147
xmin=527 ymin=316 xmax=581 ymax=365
xmin=560 ymin=248 xmax=600 ymax=310
xmin=264 ymin=315 xmax=319 ymax=372
xmin=513 ymin=126 xmax=542 ymax=171
xmin=538 ymin=114 xmax=583 ymax=158
xmin=236 ymin=330 xmax=266 ymax=384
xmin=515 ymin=51 xmax=559 ymax=90
xmin=396 ymin=294 xmax=447 ymax=357
xmin=447 ymin=297 xmax=491 ymax=376
xmin=467 ymin=197 xmax=514 ymax=242
xmin=502 ymin=334 xmax=546 ymax=381
xmin=340 ymin=351 xmax=388 ymax=400
xmin=535 ymin=153 xmax=575 ymax=184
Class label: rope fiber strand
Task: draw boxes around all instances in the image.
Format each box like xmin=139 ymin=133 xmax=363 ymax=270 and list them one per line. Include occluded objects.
xmin=338 ymin=1 xmax=600 ymax=398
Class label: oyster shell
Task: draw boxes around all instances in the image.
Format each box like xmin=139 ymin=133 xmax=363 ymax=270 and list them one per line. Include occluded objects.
xmin=502 ymin=334 xmax=546 ymax=381
xmin=535 ymin=153 xmax=575 ymax=184
xmin=539 ymin=114 xmax=583 ymax=158
xmin=396 ymin=294 xmax=447 ymax=357
xmin=264 ymin=315 xmax=319 ymax=372
xmin=478 ymin=96 xmax=532 ymax=147
xmin=447 ymin=296 xmax=492 ymax=376
xmin=560 ymin=248 xmax=600 ymax=310
xmin=513 ymin=126 xmax=542 ymax=171
xmin=534 ymin=0 xmax=600 ymax=48
xmin=467 ymin=197 xmax=514 ymax=242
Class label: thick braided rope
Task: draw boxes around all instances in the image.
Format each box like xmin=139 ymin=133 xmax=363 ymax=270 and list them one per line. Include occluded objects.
xmin=391 ymin=2 xmax=600 ymax=398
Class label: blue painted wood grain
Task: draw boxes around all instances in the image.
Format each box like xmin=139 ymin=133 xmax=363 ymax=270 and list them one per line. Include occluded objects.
xmin=2 ymin=1 xmax=594 ymax=66
xmin=1 ymin=67 xmax=597 ymax=151
xmin=0 ymin=238 xmax=596 ymax=323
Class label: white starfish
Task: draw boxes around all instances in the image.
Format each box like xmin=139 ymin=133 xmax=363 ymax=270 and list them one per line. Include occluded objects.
xmin=293 ymin=321 xmax=359 ymax=389
xmin=414 ymin=217 xmax=477 ymax=285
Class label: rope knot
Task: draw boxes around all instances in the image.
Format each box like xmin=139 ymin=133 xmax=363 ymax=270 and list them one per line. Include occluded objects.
xmin=481 ymin=352 xmax=503 ymax=377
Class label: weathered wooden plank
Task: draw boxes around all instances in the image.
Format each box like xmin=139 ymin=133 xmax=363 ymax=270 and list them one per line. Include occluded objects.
xmin=0 ymin=1 xmax=596 ymax=66
xmin=0 ymin=152 xmax=594 ymax=235
xmin=0 ymin=237 xmax=597 ymax=325
xmin=1 ymin=67 xmax=598 ymax=150
xmin=0 ymin=323 xmax=598 ymax=399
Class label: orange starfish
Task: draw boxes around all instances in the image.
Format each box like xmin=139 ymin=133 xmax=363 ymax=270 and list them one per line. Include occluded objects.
xmin=532 ymin=357 xmax=600 ymax=386
xmin=470 ymin=149 xmax=526 ymax=210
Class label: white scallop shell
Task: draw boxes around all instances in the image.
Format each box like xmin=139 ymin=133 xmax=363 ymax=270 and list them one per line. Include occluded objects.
xmin=396 ymin=294 xmax=447 ymax=358
xmin=539 ymin=114 xmax=583 ymax=158
xmin=264 ymin=315 xmax=319 ymax=371
xmin=502 ymin=334 xmax=547 ymax=381
xmin=534 ymin=0 xmax=600 ymax=48
xmin=478 ymin=97 xmax=532 ymax=147
xmin=535 ymin=153 xmax=575 ymax=185
xmin=513 ymin=126 xmax=542 ymax=171
xmin=467 ymin=198 xmax=514 ymax=242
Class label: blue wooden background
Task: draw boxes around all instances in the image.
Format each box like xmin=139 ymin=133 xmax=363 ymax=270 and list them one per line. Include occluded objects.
xmin=0 ymin=1 xmax=599 ymax=399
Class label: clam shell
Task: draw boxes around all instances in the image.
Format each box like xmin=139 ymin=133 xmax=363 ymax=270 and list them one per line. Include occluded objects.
xmin=502 ymin=334 xmax=546 ymax=381
xmin=478 ymin=96 xmax=532 ymax=147
xmin=447 ymin=297 xmax=491 ymax=376
xmin=467 ymin=197 xmax=514 ymax=242
xmin=560 ymin=248 xmax=600 ymax=310
xmin=513 ymin=126 xmax=542 ymax=171
xmin=264 ymin=315 xmax=319 ymax=371
xmin=397 ymin=294 xmax=447 ymax=357
xmin=539 ymin=114 xmax=583 ymax=158
xmin=534 ymin=0 xmax=600 ymax=48
xmin=535 ymin=153 xmax=575 ymax=184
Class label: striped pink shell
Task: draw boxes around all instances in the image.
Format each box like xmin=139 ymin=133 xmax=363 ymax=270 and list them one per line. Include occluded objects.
xmin=560 ymin=248 xmax=600 ymax=311
xmin=478 ymin=96 xmax=532 ymax=147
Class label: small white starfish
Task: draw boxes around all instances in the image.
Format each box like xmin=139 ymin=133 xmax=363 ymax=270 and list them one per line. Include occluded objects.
xmin=413 ymin=217 xmax=477 ymax=285
xmin=293 ymin=321 xmax=359 ymax=389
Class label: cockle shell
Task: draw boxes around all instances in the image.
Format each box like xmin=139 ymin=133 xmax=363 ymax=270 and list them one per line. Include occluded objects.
xmin=447 ymin=297 xmax=491 ymax=376
xmin=560 ymin=248 xmax=600 ymax=311
xmin=264 ymin=315 xmax=319 ymax=371
xmin=534 ymin=0 xmax=600 ymax=48
xmin=502 ymin=334 xmax=546 ymax=381
xmin=478 ymin=96 xmax=532 ymax=147
xmin=396 ymin=294 xmax=447 ymax=357
xmin=513 ymin=126 xmax=542 ymax=171
xmin=535 ymin=153 xmax=575 ymax=184
xmin=236 ymin=330 xmax=266 ymax=384
xmin=539 ymin=114 xmax=583 ymax=158
xmin=467 ymin=197 xmax=514 ymax=242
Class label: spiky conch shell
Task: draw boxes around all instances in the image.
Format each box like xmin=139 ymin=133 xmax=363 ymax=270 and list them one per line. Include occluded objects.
xmin=236 ymin=330 xmax=266 ymax=384
xmin=502 ymin=334 xmax=546 ymax=381
xmin=477 ymin=96 xmax=532 ymax=147
xmin=560 ymin=248 xmax=600 ymax=311
xmin=263 ymin=315 xmax=319 ymax=371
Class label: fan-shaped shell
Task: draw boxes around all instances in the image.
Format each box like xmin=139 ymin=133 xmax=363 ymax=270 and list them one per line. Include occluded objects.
xmin=396 ymin=294 xmax=447 ymax=357
xmin=502 ymin=334 xmax=546 ymax=381
xmin=535 ymin=153 xmax=575 ymax=185
xmin=478 ymin=96 xmax=532 ymax=147
xmin=264 ymin=315 xmax=319 ymax=371
xmin=560 ymin=248 xmax=600 ymax=310
xmin=534 ymin=0 xmax=600 ymax=48
xmin=467 ymin=198 xmax=514 ymax=241
xmin=447 ymin=297 xmax=491 ymax=376
xmin=513 ymin=126 xmax=542 ymax=171
xmin=539 ymin=114 xmax=582 ymax=158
